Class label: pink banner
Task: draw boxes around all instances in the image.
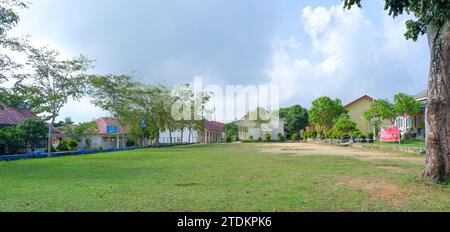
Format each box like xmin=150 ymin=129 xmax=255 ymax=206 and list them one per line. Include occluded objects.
xmin=380 ymin=126 xmax=399 ymax=142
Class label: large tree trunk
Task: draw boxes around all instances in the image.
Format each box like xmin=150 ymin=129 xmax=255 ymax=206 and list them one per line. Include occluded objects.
xmin=423 ymin=20 xmax=450 ymax=183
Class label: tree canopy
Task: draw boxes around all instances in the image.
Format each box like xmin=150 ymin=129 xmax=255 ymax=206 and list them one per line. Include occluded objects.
xmin=279 ymin=105 xmax=309 ymax=134
xmin=309 ymin=96 xmax=347 ymax=131
xmin=343 ymin=0 xmax=450 ymax=41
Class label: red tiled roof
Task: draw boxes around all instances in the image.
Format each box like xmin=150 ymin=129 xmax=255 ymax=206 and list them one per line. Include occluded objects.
xmin=204 ymin=121 xmax=224 ymax=132
xmin=0 ymin=103 xmax=39 ymax=125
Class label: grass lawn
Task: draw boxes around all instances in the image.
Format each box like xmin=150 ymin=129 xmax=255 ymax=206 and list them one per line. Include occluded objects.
xmin=0 ymin=143 xmax=449 ymax=212
xmin=375 ymin=138 xmax=426 ymax=148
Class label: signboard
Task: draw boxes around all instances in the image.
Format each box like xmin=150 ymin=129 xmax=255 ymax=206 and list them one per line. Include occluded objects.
xmin=106 ymin=124 xmax=119 ymax=134
xmin=380 ymin=126 xmax=399 ymax=142
xmin=140 ymin=118 xmax=146 ymax=128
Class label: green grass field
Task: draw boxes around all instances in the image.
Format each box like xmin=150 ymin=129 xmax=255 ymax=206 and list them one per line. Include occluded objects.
xmin=0 ymin=143 xmax=449 ymax=212
xmin=375 ymin=138 xmax=426 ymax=148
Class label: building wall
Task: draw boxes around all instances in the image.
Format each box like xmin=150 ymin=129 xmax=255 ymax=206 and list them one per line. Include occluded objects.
xmin=345 ymin=98 xmax=373 ymax=134
xmin=159 ymin=128 xmax=198 ymax=144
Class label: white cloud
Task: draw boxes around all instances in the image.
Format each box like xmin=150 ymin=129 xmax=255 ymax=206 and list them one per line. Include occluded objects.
xmin=266 ymin=3 xmax=429 ymax=108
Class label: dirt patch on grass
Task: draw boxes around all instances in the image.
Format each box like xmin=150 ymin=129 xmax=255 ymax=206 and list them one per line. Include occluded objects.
xmin=254 ymin=143 xmax=423 ymax=163
xmin=337 ymin=177 xmax=410 ymax=207
xmin=375 ymin=166 xmax=410 ymax=173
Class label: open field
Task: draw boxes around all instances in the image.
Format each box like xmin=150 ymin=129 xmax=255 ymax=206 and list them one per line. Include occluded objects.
xmin=0 ymin=143 xmax=449 ymax=212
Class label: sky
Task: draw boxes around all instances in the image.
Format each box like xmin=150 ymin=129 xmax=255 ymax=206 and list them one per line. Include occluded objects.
xmin=9 ymin=0 xmax=429 ymax=123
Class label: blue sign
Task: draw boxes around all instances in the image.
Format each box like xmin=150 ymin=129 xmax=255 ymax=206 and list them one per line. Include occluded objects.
xmin=106 ymin=124 xmax=119 ymax=134
xmin=140 ymin=118 xmax=146 ymax=128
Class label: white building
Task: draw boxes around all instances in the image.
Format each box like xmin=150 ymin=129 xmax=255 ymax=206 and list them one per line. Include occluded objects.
xmin=236 ymin=109 xmax=286 ymax=140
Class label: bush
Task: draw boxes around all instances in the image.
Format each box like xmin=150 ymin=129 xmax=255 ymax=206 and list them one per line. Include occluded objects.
xmin=257 ymin=136 xmax=262 ymax=142
xmin=291 ymin=133 xmax=298 ymax=141
xmin=352 ymin=130 xmax=362 ymax=138
xmin=248 ymin=136 xmax=254 ymax=141
xmin=226 ymin=136 xmax=233 ymax=143
xmin=68 ymin=140 xmax=78 ymax=150
xmin=57 ymin=139 xmax=78 ymax=152
xmin=277 ymin=133 xmax=285 ymax=142
xmin=368 ymin=132 xmax=374 ymax=140
xmin=311 ymin=130 xmax=318 ymax=138
xmin=126 ymin=140 xmax=136 ymax=147
xmin=97 ymin=146 xmax=103 ymax=151
xmin=233 ymin=136 xmax=240 ymax=142
xmin=57 ymin=140 xmax=70 ymax=151
xmin=265 ymin=133 xmax=271 ymax=142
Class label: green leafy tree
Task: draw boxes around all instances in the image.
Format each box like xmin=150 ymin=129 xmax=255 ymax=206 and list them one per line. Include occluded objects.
xmin=23 ymin=47 xmax=92 ymax=155
xmin=343 ymin=0 xmax=450 ymax=184
xmin=309 ymin=97 xmax=347 ymax=133
xmin=0 ymin=0 xmax=28 ymax=83
xmin=223 ymin=122 xmax=238 ymax=137
xmin=333 ymin=116 xmax=357 ymax=137
xmin=0 ymin=84 xmax=45 ymax=114
xmin=17 ymin=118 xmax=48 ymax=151
xmin=280 ymin=105 xmax=309 ymax=134
xmin=0 ymin=126 xmax=24 ymax=154
xmin=363 ymin=99 xmax=396 ymax=125
xmin=393 ymin=93 xmax=421 ymax=117
xmin=88 ymin=74 xmax=135 ymax=147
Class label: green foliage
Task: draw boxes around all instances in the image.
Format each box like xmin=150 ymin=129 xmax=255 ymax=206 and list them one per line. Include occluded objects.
xmin=309 ymin=97 xmax=348 ymax=131
xmin=0 ymin=0 xmax=28 ymax=83
xmin=343 ymin=0 xmax=450 ymax=41
xmin=291 ymin=133 xmax=299 ymax=141
xmin=226 ymin=136 xmax=232 ymax=143
xmin=57 ymin=139 xmax=78 ymax=152
xmin=333 ymin=116 xmax=357 ymax=136
xmin=257 ymin=136 xmax=262 ymax=142
xmin=233 ymin=136 xmax=240 ymax=142
xmin=363 ymin=99 xmax=396 ymax=124
xmin=248 ymin=136 xmax=254 ymax=141
xmin=17 ymin=118 xmax=48 ymax=150
xmin=279 ymin=105 xmax=309 ymax=134
xmin=223 ymin=122 xmax=238 ymax=137
xmin=393 ymin=93 xmax=421 ymax=116
xmin=0 ymin=126 xmax=25 ymax=154
xmin=265 ymin=133 xmax=271 ymax=142
xmin=277 ymin=133 xmax=285 ymax=142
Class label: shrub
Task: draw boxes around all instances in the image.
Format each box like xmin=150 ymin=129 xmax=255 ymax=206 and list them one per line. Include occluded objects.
xmin=57 ymin=140 xmax=70 ymax=151
xmin=97 ymin=146 xmax=103 ymax=151
xmin=68 ymin=140 xmax=78 ymax=150
xmin=57 ymin=139 xmax=78 ymax=151
xmin=226 ymin=136 xmax=233 ymax=143
xmin=257 ymin=136 xmax=262 ymax=142
xmin=311 ymin=130 xmax=318 ymax=138
xmin=265 ymin=133 xmax=271 ymax=142
xmin=126 ymin=140 xmax=136 ymax=147
xmin=277 ymin=133 xmax=285 ymax=142
xmin=368 ymin=132 xmax=374 ymax=140
xmin=352 ymin=130 xmax=362 ymax=138
xmin=233 ymin=136 xmax=240 ymax=142
xmin=325 ymin=130 xmax=333 ymax=139
xmin=291 ymin=133 xmax=298 ymax=141
xmin=248 ymin=136 xmax=254 ymax=141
